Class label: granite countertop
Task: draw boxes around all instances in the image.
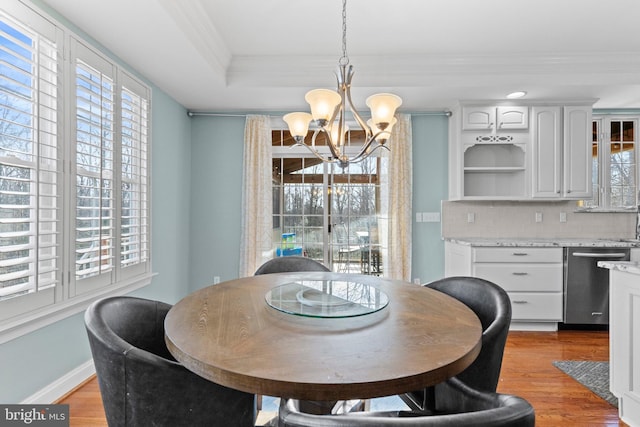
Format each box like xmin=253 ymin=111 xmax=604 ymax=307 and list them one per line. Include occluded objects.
xmin=445 ymin=238 xmax=640 ymax=248
xmin=598 ymin=261 xmax=640 ymax=275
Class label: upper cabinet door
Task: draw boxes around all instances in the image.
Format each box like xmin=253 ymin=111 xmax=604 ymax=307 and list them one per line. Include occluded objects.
xmin=563 ymin=106 xmax=593 ymax=199
xmin=531 ymin=106 xmax=562 ymax=198
xmin=462 ymin=107 xmax=495 ymax=130
xmin=462 ymin=106 xmax=529 ymax=131
xmin=497 ymin=106 xmax=529 ymax=130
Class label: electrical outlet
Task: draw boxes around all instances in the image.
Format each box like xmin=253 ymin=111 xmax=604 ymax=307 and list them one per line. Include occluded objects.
xmin=467 ymin=212 xmax=475 ymax=223
xmin=413 ymin=278 xmax=421 ymax=285
xmin=559 ymin=212 xmax=567 ymax=223
xmin=535 ymin=212 xmax=543 ymax=223
xmin=213 ymin=276 xmax=221 ymax=284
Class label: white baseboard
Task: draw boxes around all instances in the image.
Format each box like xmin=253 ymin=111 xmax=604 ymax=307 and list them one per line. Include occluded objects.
xmin=22 ymin=359 xmax=96 ymax=404
xmin=510 ymin=322 xmax=558 ymax=332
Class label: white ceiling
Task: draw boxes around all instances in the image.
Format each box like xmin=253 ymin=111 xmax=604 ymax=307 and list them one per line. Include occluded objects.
xmin=40 ymin=0 xmax=640 ymax=112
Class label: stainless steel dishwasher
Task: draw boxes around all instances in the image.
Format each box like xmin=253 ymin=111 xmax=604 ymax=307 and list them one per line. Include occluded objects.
xmin=563 ymin=247 xmax=630 ymax=325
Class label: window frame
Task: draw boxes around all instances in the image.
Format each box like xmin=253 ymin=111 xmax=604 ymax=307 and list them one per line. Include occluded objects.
xmin=0 ymin=1 xmax=152 ymax=344
xmin=271 ymin=125 xmax=386 ymax=274
xmin=587 ymin=114 xmax=639 ymax=211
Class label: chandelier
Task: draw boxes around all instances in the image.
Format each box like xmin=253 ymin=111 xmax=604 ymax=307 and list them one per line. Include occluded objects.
xmin=283 ymin=0 xmax=402 ymax=169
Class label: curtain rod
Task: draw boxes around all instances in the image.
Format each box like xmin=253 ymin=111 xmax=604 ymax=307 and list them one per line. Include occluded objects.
xmin=186 ymin=111 xmax=451 ymax=118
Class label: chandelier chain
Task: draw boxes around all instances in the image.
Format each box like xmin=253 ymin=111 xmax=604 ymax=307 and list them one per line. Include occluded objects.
xmin=339 ymin=0 xmax=349 ymax=66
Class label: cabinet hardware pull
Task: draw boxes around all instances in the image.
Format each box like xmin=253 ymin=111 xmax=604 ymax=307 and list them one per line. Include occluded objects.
xmin=572 ymin=252 xmax=627 ymax=258
xmin=513 ymin=300 xmax=529 ymax=304
xmin=512 ymin=272 xmax=528 ymax=276
xmin=591 ymin=312 xmax=603 ymax=316
xmin=512 ymin=252 xmax=528 ymax=256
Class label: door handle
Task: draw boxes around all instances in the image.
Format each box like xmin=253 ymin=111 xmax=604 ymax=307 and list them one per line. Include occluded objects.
xmin=512 ymin=272 xmax=528 ymax=276
xmin=571 ymin=252 xmax=627 ymax=258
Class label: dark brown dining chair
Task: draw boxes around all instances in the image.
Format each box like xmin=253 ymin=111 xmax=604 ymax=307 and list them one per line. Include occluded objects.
xmin=254 ymin=256 xmax=330 ymax=275
xmin=402 ymin=276 xmax=512 ymax=411
xmin=279 ymin=377 xmax=535 ymax=427
xmin=85 ymin=296 xmax=256 ymax=427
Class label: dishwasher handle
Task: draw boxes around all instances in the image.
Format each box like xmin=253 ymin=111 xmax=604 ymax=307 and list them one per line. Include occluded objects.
xmin=571 ymin=252 xmax=628 ymax=258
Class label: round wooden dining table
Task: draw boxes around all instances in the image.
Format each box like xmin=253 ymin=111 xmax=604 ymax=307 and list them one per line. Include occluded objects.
xmin=164 ymin=272 xmax=482 ymax=401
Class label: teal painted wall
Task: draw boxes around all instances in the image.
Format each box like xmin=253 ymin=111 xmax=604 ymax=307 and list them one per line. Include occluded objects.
xmin=133 ymin=90 xmax=192 ymax=305
xmin=189 ymin=116 xmax=246 ymax=289
xmin=410 ymin=115 xmax=449 ymax=284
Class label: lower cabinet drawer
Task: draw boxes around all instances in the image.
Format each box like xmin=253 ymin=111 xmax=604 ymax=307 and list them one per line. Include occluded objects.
xmin=509 ymin=292 xmax=563 ymax=321
xmin=474 ymin=264 xmax=563 ymax=292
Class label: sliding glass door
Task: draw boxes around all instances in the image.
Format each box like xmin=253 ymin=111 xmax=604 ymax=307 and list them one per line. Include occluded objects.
xmin=272 ymin=129 xmax=385 ymax=276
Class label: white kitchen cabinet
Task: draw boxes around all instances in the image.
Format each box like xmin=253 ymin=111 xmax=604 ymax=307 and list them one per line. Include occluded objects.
xmin=531 ymin=105 xmax=592 ymax=199
xmin=562 ymin=106 xmax=593 ymax=198
xmin=450 ymin=101 xmax=595 ymax=201
xmin=462 ymin=106 xmax=529 ymax=131
xmin=531 ymin=106 xmax=562 ymax=197
xmin=462 ymin=143 xmax=526 ymax=198
xmin=450 ymin=104 xmax=530 ymax=200
xmin=608 ymin=267 xmax=640 ymax=426
xmin=444 ymin=242 xmax=563 ymax=330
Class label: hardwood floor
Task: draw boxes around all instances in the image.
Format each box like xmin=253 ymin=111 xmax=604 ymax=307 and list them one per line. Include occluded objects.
xmin=58 ymin=330 xmax=627 ymax=426
xmin=499 ymin=330 xmax=626 ymax=427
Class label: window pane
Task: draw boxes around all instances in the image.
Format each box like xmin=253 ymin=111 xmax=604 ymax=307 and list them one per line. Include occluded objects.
xmin=0 ymin=15 xmax=59 ymax=301
xmin=623 ymin=121 xmax=634 ymax=142
xmin=609 ymin=119 xmax=636 ymax=209
xmin=610 ymin=121 xmax=621 ymax=142
xmin=120 ymin=86 xmax=149 ymax=269
xmin=75 ymin=59 xmax=114 ymax=280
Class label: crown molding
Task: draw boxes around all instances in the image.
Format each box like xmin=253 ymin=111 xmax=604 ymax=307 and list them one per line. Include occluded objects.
xmin=158 ymin=0 xmax=231 ymax=83
xmin=228 ymin=52 xmax=640 ymax=88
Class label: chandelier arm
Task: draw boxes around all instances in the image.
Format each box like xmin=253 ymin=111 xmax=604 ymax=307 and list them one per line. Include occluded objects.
xmin=292 ymin=139 xmax=338 ymax=164
xmin=350 ymin=140 xmax=390 ymax=163
xmin=351 ymin=137 xmax=380 ymax=162
xmin=315 ymin=125 xmax=344 ymax=161
xmin=338 ymin=65 xmax=372 ymax=140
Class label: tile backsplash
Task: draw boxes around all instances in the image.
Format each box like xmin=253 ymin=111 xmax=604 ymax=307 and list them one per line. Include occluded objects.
xmin=441 ymin=200 xmax=636 ymax=239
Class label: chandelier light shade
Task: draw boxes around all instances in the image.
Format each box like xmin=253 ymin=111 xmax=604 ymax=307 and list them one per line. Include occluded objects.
xmin=283 ymin=112 xmax=313 ymax=138
xmin=366 ymin=94 xmax=403 ymax=130
xmin=305 ymin=89 xmax=342 ymax=125
xmin=283 ymin=0 xmax=402 ymax=168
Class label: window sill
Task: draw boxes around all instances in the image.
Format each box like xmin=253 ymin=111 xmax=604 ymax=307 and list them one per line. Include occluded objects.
xmin=0 ymin=272 xmax=156 ymax=345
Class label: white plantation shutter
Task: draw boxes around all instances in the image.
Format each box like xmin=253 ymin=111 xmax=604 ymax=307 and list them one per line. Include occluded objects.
xmin=71 ymin=39 xmax=115 ymax=292
xmin=0 ymin=9 xmax=61 ymax=320
xmin=0 ymin=3 xmax=152 ymax=338
xmin=119 ymin=72 xmax=149 ymax=276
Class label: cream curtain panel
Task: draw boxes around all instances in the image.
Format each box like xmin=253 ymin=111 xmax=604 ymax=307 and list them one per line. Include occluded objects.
xmin=239 ymin=115 xmax=273 ymax=277
xmin=381 ymin=114 xmax=413 ymax=281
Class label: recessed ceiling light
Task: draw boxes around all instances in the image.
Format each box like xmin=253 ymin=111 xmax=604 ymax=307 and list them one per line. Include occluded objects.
xmin=506 ymin=91 xmax=527 ymax=99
